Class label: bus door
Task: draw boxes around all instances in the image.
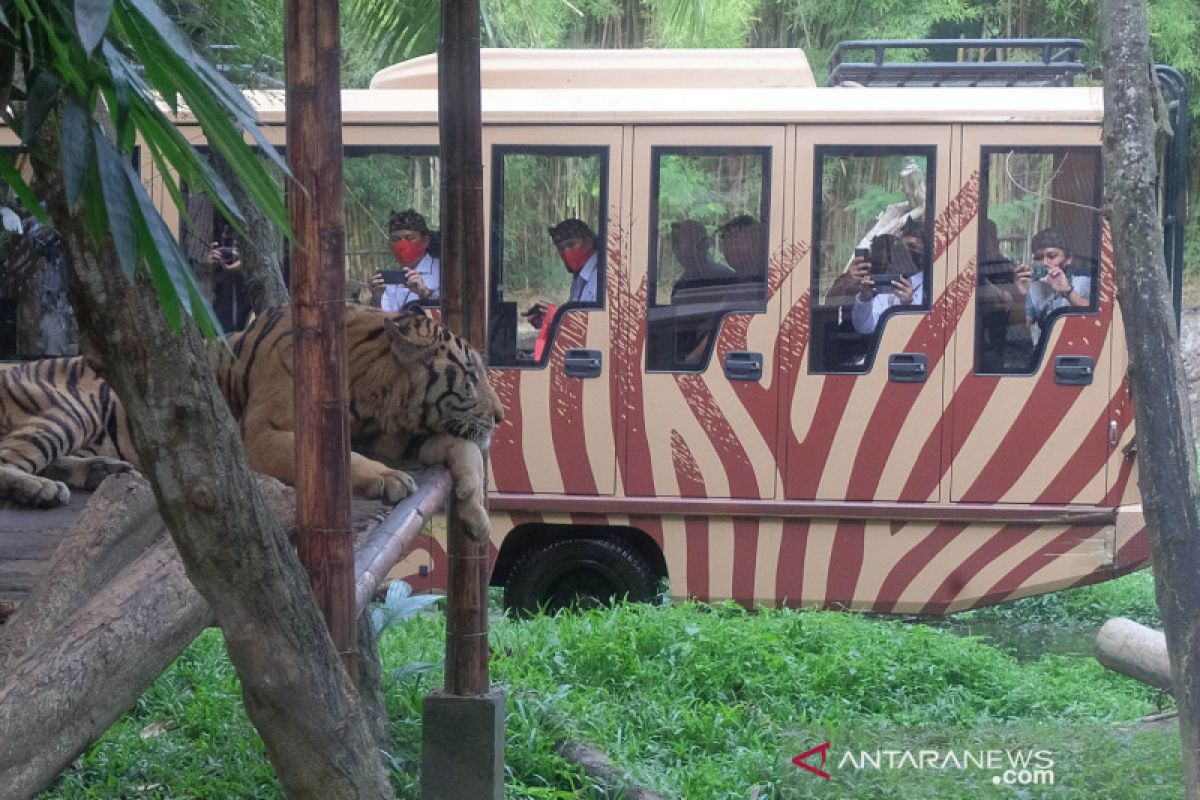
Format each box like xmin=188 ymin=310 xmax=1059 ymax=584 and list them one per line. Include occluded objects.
xmin=624 ymin=127 xmax=788 ymax=499
xmin=786 ymin=128 xmax=954 ymax=503
xmin=950 ymin=129 xmax=1112 ymax=506
xmin=484 ymin=128 xmax=624 ymax=496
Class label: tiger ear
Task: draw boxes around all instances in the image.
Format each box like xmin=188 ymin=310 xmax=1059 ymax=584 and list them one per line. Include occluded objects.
xmin=383 ymin=313 xmax=442 ymax=363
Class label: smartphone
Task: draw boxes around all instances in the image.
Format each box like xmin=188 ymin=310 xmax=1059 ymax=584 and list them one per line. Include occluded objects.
xmin=870 ymin=273 xmax=903 ymax=294
xmin=854 ymin=247 xmax=869 ymax=261
xmin=379 ymin=268 xmax=408 ymax=284
xmin=1029 ymin=262 xmax=1049 ymax=281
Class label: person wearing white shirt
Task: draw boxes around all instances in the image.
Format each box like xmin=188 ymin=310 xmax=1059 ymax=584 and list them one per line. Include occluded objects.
xmin=850 ymin=217 xmax=928 ymax=334
xmin=524 ymin=218 xmax=602 ymax=330
xmin=852 ymin=270 xmax=923 ymax=334
xmin=369 ymin=209 xmax=440 ymax=312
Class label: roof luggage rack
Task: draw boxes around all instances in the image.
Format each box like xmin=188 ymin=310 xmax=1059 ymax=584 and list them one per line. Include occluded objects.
xmin=827 ymin=39 xmax=1087 ymax=87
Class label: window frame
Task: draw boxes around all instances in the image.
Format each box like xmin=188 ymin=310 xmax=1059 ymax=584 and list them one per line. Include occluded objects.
xmin=808 ymin=143 xmax=938 ymax=375
xmin=488 ymin=143 xmax=610 ymax=370
xmin=645 ymin=144 xmax=772 ymax=373
xmin=342 ymin=145 xmax=442 ymax=309
xmin=974 ymin=144 xmax=1103 ymax=376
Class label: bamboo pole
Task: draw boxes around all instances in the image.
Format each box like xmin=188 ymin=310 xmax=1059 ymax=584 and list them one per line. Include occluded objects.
xmin=439 ymin=0 xmax=490 ymax=698
xmin=284 ymin=0 xmax=355 ymax=676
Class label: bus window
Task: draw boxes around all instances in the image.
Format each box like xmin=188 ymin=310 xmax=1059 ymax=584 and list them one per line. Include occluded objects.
xmin=488 ymin=147 xmax=607 ymax=368
xmin=343 ymin=148 xmax=440 ymax=311
xmin=645 ymin=147 xmax=769 ymax=372
xmin=975 ymin=148 xmax=1101 ymax=374
xmin=809 ymin=148 xmax=934 ymax=374
xmin=179 ymin=150 xmax=284 ymax=334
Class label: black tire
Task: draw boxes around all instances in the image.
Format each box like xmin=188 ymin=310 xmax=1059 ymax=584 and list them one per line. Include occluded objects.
xmin=503 ymin=537 xmax=660 ymax=616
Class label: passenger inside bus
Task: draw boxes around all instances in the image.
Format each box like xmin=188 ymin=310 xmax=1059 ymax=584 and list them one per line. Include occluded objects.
xmin=369 ymin=208 xmax=440 ymax=312
xmin=850 ymin=215 xmax=926 ymax=334
xmin=665 ymin=220 xmax=735 ymax=364
xmin=1017 ymin=226 xmax=1091 ymax=347
xmin=523 ymin=217 xmax=602 ymax=332
xmin=717 ymin=215 xmax=767 ymax=281
xmin=669 ymin=220 xmax=733 ymax=292
xmin=976 ymin=219 xmax=1034 ymax=373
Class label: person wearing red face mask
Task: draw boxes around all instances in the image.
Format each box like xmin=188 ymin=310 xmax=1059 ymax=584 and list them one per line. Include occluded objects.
xmin=369 ymin=208 xmax=440 ymax=312
xmin=524 ymin=218 xmax=600 ymax=330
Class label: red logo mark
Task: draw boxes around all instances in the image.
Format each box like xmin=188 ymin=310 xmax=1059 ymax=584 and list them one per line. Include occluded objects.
xmin=792 ymin=741 xmax=832 ymax=780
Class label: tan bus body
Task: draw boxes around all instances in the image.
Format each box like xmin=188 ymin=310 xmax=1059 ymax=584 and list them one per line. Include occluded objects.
xmin=47 ymin=50 xmax=1154 ymax=613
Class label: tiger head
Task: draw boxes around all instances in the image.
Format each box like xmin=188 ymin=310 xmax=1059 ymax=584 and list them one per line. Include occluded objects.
xmin=372 ymin=310 xmax=504 ymax=450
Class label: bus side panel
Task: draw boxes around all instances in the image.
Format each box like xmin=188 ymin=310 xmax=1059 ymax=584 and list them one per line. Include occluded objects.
xmin=454 ymin=512 xmax=1116 ymax=612
xmin=784 ymin=126 xmax=954 ymax=503
xmin=949 ymin=127 xmax=1114 ymax=505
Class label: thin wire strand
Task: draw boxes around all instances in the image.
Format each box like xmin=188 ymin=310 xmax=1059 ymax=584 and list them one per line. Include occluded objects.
xmin=1003 ymin=150 xmax=1103 ymax=213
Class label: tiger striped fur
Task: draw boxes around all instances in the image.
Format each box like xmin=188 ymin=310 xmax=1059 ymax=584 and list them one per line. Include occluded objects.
xmin=0 ymin=357 xmax=136 ymax=507
xmin=0 ymin=305 xmax=504 ymax=526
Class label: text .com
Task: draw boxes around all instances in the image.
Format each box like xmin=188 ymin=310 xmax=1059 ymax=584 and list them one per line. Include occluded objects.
xmin=794 ymin=743 xmax=1055 ymax=785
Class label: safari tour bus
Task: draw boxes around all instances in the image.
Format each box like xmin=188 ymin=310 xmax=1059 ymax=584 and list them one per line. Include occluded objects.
xmin=17 ymin=40 xmax=1192 ymax=615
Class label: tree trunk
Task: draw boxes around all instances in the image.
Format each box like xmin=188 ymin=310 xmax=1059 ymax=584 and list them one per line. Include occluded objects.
xmin=33 ymin=129 xmax=394 ymax=798
xmin=1095 ymin=617 xmax=1173 ymax=690
xmin=1101 ymin=1 xmax=1200 ymax=795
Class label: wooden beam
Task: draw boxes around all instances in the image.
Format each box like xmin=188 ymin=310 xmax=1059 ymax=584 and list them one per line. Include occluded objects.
xmin=438 ymin=0 xmax=490 ymax=698
xmin=284 ymin=0 xmax=355 ymax=675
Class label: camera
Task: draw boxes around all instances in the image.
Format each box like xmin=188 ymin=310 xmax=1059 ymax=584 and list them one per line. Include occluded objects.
xmin=217 ymin=245 xmax=238 ymax=265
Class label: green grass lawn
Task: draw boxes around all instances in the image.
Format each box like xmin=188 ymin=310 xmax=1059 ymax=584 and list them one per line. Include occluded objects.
xmin=42 ymin=569 xmax=1180 ymax=799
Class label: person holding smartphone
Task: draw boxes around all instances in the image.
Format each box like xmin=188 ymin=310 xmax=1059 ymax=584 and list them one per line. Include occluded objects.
xmin=369 ymin=209 xmax=440 ymax=312
xmin=851 ymin=217 xmax=926 ymax=335
xmin=1016 ymin=227 xmax=1090 ymax=341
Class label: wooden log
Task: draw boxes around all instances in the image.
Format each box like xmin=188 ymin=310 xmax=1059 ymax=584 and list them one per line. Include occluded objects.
xmin=555 ymin=740 xmax=668 ymax=800
xmin=0 ymin=474 xmax=165 ymax=669
xmin=1095 ymin=616 xmax=1173 ymax=691
xmin=0 ymin=473 xmax=295 ymax=800
xmin=0 ymin=523 xmax=210 ymax=800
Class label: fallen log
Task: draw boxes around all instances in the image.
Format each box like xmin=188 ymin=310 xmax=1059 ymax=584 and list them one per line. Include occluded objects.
xmin=0 ymin=473 xmax=295 ymax=800
xmin=555 ymin=740 xmax=669 ymax=800
xmin=1095 ymin=616 xmax=1173 ymax=691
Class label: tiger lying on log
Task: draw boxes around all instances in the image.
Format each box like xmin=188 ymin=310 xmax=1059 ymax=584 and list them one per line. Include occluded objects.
xmin=0 ymin=305 xmax=504 ymax=540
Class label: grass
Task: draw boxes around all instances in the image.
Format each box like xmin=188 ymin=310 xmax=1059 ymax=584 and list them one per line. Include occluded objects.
xmin=42 ymin=569 xmax=1180 ymax=799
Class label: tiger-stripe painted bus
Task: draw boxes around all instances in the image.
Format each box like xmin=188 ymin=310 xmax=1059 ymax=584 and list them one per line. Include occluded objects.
xmin=40 ymin=43 xmax=1198 ymax=614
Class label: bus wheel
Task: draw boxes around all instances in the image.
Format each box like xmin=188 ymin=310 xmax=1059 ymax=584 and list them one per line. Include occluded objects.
xmin=503 ymin=537 xmax=659 ymax=616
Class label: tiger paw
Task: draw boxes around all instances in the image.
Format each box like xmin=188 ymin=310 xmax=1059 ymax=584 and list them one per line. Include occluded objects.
xmin=0 ymin=467 xmax=70 ymax=509
xmin=361 ymin=468 xmax=417 ymax=504
xmin=456 ymin=498 xmax=491 ymax=542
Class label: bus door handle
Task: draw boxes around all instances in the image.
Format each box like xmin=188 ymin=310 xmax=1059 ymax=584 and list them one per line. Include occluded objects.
xmin=1054 ymin=355 xmax=1094 ymax=386
xmin=888 ymin=353 xmax=927 ymax=383
xmin=724 ymin=351 xmax=763 ymax=381
xmin=563 ymin=348 xmax=602 ymax=379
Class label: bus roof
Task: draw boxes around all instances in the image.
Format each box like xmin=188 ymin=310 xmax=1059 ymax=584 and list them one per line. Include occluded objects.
xmin=237 ymin=84 xmax=1105 ymax=127
xmin=368 ymin=48 xmax=818 ymax=90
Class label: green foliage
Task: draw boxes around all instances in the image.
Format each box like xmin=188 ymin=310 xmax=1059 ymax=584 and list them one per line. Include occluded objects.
xmin=46 ymin=572 xmax=1175 ymax=799
xmin=1 ymin=0 xmax=289 ymax=337
xmin=845 ymin=184 xmax=906 ymax=224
